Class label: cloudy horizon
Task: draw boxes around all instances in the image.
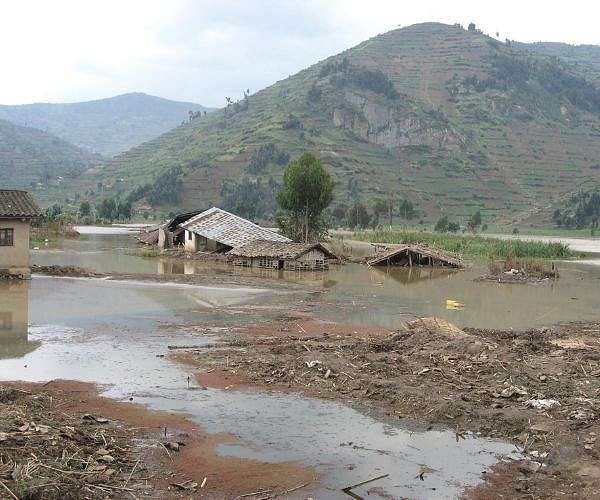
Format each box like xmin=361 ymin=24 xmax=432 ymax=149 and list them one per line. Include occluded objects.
xmin=4 ymin=0 xmax=600 ymax=108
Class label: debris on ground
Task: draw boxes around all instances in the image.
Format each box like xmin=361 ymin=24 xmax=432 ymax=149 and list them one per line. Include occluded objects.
xmin=176 ymin=318 xmax=600 ymax=499
xmin=0 ymin=385 xmax=164 ymax=498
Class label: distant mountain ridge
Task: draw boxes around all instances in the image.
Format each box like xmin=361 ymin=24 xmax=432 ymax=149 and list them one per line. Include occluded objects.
xmin=0 ymin=118 xmax=100 ymax=198
xmin=36 ymin=24 xmax=600 ymax=222
xmin=0 ymin=93 xmax=212 ymax=157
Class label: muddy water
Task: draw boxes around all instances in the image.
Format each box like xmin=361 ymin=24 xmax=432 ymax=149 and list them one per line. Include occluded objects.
xmin=32 ymin=232 xmax=600 ymax=331
xmin=0 ymin=276 xmax=517 ymax=499
xmin=317 ymin=261 xmax=600 ymax=330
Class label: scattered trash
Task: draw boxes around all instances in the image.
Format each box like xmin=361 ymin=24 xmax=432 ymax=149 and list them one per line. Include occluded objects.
xmin=500 ymin=385 xmax=528 ymax=398
xmin=525 ymin=399 xmax=560 ymax=410
xmin=305 ymin=360 xmax=321 ymax=368
xmin=82 ymin=414 xmax=109 ymax=424
xmin=445 ymin=299 xmax=465 ymax=310
xmin=172 ymin=479 xmax=198 ymax=491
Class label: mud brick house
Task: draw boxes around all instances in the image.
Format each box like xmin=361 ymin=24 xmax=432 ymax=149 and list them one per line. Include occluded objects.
xmin=229 ymin=240 xmax=337 ymax=271
xmin=179 ymin=207 xmax=290 ymax=253
xmin=0 ymin=190 xmax=41 ymax=278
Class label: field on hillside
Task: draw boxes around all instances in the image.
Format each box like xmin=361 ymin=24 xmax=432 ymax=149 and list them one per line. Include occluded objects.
xmin=35 ymin=23 xmax=600 ymax=226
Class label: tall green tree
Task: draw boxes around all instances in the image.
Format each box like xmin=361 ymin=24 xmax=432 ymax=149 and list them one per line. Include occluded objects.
xmin=276 ymin=152 xmax=333 ymax=242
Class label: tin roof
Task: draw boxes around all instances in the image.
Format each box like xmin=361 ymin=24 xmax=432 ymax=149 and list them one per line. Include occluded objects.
xmin=228 ymin=240 xmax=336 ymax=260
xmin=0 ymin=190 xmax=41 ymax=218
xmin=180 ymin=207 xmax=290 ymax=248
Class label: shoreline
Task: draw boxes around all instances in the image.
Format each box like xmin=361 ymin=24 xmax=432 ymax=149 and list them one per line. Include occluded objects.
xmin=171 ymin=314 xmax=600 ymax=499
xmin=0 ymin=380 xmax=317 ymax=498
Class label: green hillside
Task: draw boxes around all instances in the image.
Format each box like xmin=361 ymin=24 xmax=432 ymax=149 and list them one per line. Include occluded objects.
xmin=0 ymin=119 xmax=100 ymax=203
xmin=0 ymin=93 xmax=211 ymax=157
xmin=58 ymin=23 xmax=600 ymax=223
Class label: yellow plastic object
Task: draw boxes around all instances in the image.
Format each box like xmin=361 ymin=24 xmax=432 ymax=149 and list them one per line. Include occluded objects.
xmin=445 ymin=299 xmax=465 ymax=310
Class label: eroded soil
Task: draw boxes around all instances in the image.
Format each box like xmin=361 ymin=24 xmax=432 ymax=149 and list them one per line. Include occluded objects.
xmin=174 ymin=317 xmax=600 ymax=499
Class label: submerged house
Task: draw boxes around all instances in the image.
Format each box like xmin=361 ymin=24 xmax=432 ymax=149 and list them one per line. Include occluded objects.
xmin=367 ymin=244 xmax=463 ymax=268
xmin=229 ymin=240 xmax=337 ymax=271
xmin=138 ymin=210 xmax=204 ymax=249
xmin=179 ymin=207 xmax=290 ymax=253
xmin=0 ymin=190 xmax=41 ymax=278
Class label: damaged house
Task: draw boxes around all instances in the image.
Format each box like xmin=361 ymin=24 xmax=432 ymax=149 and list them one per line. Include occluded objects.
xmin=179 ymin=207 xmax=290 ymax=253
xmin=367 ymin=244 xmax=463 ymax=268
xmin=229 ymin=240 xmax=337 ymax=271
xmin=138 ymin=210 xmax=204 ymax=249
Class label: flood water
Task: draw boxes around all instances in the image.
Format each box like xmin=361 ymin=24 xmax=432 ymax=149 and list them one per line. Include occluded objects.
xmin=32 ymin=231 xmax=600 ymax=330
xmin=4 ymin=228 xmax=600 ymax=498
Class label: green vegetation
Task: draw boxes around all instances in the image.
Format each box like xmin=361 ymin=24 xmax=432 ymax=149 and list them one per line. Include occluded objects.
xmin=0 ymin=119 xmax=99 ymax=195
xmin=351 ymin=230 xmax=574 ymax=259
xmin=320 ymin=57 xmax=399 ymax=100
xmin=247 ymin=143 xmax=289 ymax=174
xmin=553 ymin=189 xmax=600 ymax=230
xmin=277 ymin=153 xmax=333 ymax=241
xmin=37 ymin=23 xmax=600 ymax=224
xmin=221 ymin=177 xmax=279 ymax=220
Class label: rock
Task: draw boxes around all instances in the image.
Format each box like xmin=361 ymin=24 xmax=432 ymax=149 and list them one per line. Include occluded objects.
xmin=97 ymin=455 xmax=115 ymax=463
xmin=164 ymin=441 xmax=180 ymax=452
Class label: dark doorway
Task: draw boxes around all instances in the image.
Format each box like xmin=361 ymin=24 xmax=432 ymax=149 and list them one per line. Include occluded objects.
xmin=278 ymin=260 xmax=284 ymax=270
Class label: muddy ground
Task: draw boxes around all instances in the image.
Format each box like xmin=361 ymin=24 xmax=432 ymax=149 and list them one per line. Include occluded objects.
xmin=0 ymin=381 xmax=315 ymax=499
xmin=175 ymin=317 xmax=600 ymax=499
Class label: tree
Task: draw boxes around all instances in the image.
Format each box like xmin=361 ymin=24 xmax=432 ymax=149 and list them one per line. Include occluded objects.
xmin=467 ymin=210 xmax=483 ymax=231
xmin=399 ymin=199 xmax=416 ymax=220
xmin=276 ymin=153 xmax=333 ymax=242
xmin=347 ymin=203 xmax=371 ymax=229
xmin=79 ymin=201 xmax=91 ymax=217
xmin=97 ymin=198 xmax=117 ymax=222
xmin=434 ymin=216 xmax=449 ymax=232
xmin=468 ymin=22 xmax=477 ymax=32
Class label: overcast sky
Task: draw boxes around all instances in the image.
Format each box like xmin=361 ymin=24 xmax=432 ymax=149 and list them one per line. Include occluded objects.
xmin=3 ymin=0 xmax=600 ymax=107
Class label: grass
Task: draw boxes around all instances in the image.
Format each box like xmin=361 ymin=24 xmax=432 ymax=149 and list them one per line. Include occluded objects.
xmin=488 ymin=255 xmax=559 ymax=278
xmin=350 ymin=230 xmax=574 ymax=259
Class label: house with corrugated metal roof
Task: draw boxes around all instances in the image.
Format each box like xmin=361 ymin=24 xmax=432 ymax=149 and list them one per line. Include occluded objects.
xmin=0 ymin=190 xmax=41 ymax=278
xmin=179 ymin=207 xmax=290 ymax=253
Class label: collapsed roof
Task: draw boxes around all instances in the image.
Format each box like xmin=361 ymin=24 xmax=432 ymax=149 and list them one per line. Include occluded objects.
xmin=367 ymin=244 xmax=463 ymax=268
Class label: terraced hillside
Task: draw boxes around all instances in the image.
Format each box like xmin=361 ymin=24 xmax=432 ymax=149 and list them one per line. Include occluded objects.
xmin=0 ymin=119 xmax=100 ymax=204
xmin=61 ymin=23 xmax=600 ymax=223
xmin=0 ymin=93 xmax=210 ymax=157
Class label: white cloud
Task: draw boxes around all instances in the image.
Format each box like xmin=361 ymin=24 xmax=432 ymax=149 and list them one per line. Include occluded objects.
xmin=1 ymin=0 xmax=599 ymax=106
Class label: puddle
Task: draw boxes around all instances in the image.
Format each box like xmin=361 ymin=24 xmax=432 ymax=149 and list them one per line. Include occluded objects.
xmin=0 ymin=276 xmax=518 ymax=499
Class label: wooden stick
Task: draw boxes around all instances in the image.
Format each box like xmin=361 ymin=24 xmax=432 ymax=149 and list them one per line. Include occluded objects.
xmin=342 ymin=474 xmax=389 ymax=499
xmin=0 ymin=480 xmax=19 ymax=500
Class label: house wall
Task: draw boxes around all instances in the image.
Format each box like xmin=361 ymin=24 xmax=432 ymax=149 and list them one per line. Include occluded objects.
xmin=0 ymin=219 xmax=31 ymax=277
xmin=184 ymin=230 xmax=198 ymax=252
xmin=231 ymin=249 xmax=329 ymax=271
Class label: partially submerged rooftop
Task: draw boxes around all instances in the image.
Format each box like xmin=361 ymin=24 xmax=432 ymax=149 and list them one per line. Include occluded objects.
xmin=367 ymin=243 xmax=463 ymax=268
xmin=228 ymin=240 xmax=337 ymax=260
xmin=180 ymin=207 xmax=290 ymax=248
xmin=0 ymin=190 xmax=41 ymax=219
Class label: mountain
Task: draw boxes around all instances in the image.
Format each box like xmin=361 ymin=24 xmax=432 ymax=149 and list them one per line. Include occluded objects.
xmin=55 ymin=23 xmax=600 ymax=223
xmin=515 ymin=42 xmax=600 ymax=82
xmin=0 ymin=93 xmax=211 ymax=157
xmin=0 ymin=118 xmax=100 ymax=202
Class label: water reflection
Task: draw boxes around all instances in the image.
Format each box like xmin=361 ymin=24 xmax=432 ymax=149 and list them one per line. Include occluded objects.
xmin=0 ymin=281 xmax=40 ymax=359
xmin=370 ymin=265 xmax=458 ymax=285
